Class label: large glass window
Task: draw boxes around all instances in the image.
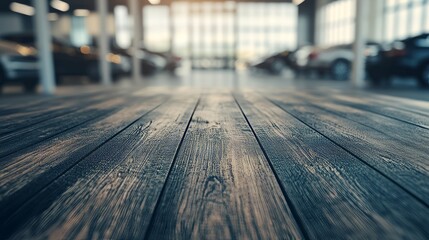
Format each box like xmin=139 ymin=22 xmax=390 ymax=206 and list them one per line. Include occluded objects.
xmin=170 ymin=1 xmax=297 ymax=65
xmin=318 ymin=0 xmax=355 ymax=46
xmin=144 ymin=5 xmax=170 ymax=52
xmin=383 ymin=0 xmax=429 ymax=42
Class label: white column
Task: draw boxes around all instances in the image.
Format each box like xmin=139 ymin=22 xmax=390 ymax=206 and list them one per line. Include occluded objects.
xmin=352 ymin=0 xmax=368 ymax=88
xmin=129 ymin=0 xmax=142 ymax=83
xmin=33 ymin=0 xmax=55 ymax=94
xmin=96 ymin=0 xmax=112 ymax=85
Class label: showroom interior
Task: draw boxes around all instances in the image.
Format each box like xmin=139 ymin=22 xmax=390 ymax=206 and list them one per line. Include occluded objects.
xmin=0 ymin=1 xmax=429 ymax=239
xmin=0 ymin=0 xmax=428 ymax=95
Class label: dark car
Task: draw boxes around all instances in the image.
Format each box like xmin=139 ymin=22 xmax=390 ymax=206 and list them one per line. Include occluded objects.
xmin=367 ymin=33 xmax=429 ymax=87
xmin=107 ymin=46 xmax=159 ymax=76
xmin=0 ymin=33 xmax=129 ymax=82
xmin=0 ymin=40 xmax=38 ymax=92
xmin=249 ymin=50 xmax=291 ymax=75
xmin=141 ymin=47 xmax=182 ymax=74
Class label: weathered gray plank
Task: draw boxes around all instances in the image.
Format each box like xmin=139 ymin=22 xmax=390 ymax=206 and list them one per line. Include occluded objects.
xmin=235 ymin=92 xmax=429 ymax=239
xmin=1 ymin=94 xmax=199 ymax=240
xmin=0 ymin=91 xmax=167 ymax=219
xmin=146 ymin=93 xmax=303 ymax=240
xmin=330 ymin=93 xmax=429 ymax=129
xmin=312 ymin=89 xmax=429 ymax=127
xmin=0 ymin=88 xmax=133 ymax=136
xmin=266 ymin=93 xmax=429 ymax=205
xmin=289 ymin=91 xmax=429 ymax=152
xmin=0 ymin=97 xmax=126 ymax=158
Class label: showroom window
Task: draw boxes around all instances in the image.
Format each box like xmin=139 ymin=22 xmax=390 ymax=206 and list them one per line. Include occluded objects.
xmin=143 ymin=2 xmax=297 ymax=63
xmin=318 ymin=0 xmax=356 ymax=46
xmin=383 ymin=0 xmax=429 ymax=42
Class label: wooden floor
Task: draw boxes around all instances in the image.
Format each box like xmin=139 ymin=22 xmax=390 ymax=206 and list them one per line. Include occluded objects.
xmin=0 ymin=87 xmax=428 ymax=239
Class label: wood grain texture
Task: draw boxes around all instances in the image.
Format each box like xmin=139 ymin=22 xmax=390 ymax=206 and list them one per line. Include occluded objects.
xmin=266 ymin=93 xmax=429 ymax=205
xmin=311 ymin=89 xmax=429 ymax=128
xmin=0 ymin=88 xmax=132 ymax=136
xmin=290 ymin=91 xmax=429 ymax=153
xmin=0 ymin=97 xmax=126 ymax=158
xmin=235 ymin=92 xmax=429 ymax=239
xmin=1 ymin=94 xmax=199 ymax=240
xmin=0 ymin=92 xmax=167 ymax=220
xmin=146 ymin=93 xmax=303 ymax=240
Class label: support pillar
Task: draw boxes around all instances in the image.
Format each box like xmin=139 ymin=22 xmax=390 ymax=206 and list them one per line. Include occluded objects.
xmin=33 ymin=0 xmax=55 ymax=94
xmin=129 ymin=0 xmax=142 ymax=83
xmin=352 ymin=0 xmax=368 ymax=88
xmin=96 ymin=0 xmax=112 ymax=85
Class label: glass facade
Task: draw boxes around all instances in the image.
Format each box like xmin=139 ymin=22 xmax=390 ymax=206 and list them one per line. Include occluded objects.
xmin=383 ymin=0 xmax=429 ymax=42
xmin=318 ymin=0 xmax=356 ymax=46
xmin=140 ymin=2 xmax=297 ymax=68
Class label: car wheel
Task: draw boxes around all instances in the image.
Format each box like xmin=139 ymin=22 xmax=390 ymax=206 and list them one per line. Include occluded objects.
xmin=331 ymin=60 xmax=350 ymax=80
xmin=418 ymin=63 xmax=429 ymax=88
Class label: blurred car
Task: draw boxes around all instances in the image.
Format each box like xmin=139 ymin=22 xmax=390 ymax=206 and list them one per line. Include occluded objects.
xmin=0 ymin=33 xmax=130 ymax=82
xmin=249 ymin=50 xmax=291 ymax=75
xmin=141 ymin=48 xmax=182 ymax=74
xmin=288 ymin=45 xmax=319 ymax=77
xmin=0 ymin=40 xmax=38 ymax=92
xmin=307 ymin=42 xmax=381 ymax=80
xmin=367 ymin=33 xmax=429 ymax=88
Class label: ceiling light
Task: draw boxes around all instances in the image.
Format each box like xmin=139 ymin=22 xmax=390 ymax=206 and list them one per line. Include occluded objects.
xmin=293 ymin=0 xmax=305 ymax=5
xmin=74 ymin=9 xmax=90 ymax=17
xmin=51 ymin=0 xmax=70 ymax=12
xmin=148 ymin=0 xmax=161 ymax=5
xmin=10 ymin=2 xmax=35 ymax=16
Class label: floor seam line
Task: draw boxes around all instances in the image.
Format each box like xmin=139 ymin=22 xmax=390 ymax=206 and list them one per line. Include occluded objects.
xmin=232 ymin=92 xmax=311 ymax=240
xmin=142 ymin=95 xmax=201 ymax=239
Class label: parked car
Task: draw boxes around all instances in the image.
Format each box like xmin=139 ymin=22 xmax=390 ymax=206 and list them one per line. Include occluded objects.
xmin=141 ymin=47 xmax=182 ymax=74
xmin=288 ymin=45 xmax=319 ymax=77
xmin=0 ymin=40 xmax=38 ymax=92
xmin=307 ymin=42 xmax=381 ymax=80
xmin=367 ymin=33 xmax=429 ymax=87
xmin=249 ymin=50 xmax=291 ymax=75
xmin=0 ymin=33 xmax=130 ymax=82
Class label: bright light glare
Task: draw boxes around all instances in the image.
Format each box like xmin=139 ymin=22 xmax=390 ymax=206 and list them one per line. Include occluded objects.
xmin=51 ymin=0 xmax=70 ymax=12
xmin=293 ymin=0 xmax=305 ymax=5
xmin=10 ymin=2 xmax=35 ymax=16
xmin=74 ymin=9 xmax=90 ymax=17
xmin=148 ymin=0 xmax=161 ymax=5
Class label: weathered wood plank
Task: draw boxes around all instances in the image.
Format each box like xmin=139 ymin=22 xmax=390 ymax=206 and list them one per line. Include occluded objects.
xmin=289 ymin=91 xmax=429 ymax=152
xmin=0 ymin=94 xmax=199 ymax=240
xmin=0 ymin=97 xmax=127 ymax=158
xmin=266 ymin=93 xmax=429 ymax=205
xmin=235 ymin=92 xmax=429 ymax=239
xmin=146 ymin=93 xmax=303 ymax=240
xmin=0 ymin=88 xmax=134 ymax=136
xmin=330 ymin=94 xmax=429 ymax=129
xmin=0 ymin=92 xmax=167 ymax=219
xmin=314 ymin=89 xmax=429 ymax=125
xmin=321 ymin=88 xmax=429 ymax=116
xmin=0 ymin=86 xmax=111 ymax=113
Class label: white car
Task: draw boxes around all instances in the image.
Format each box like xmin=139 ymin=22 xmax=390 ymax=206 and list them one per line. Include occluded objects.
xmin=0 ymin=41 xmax=39 ymax=92
xmin=307 ymin=42 xmax=381 ymax=80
